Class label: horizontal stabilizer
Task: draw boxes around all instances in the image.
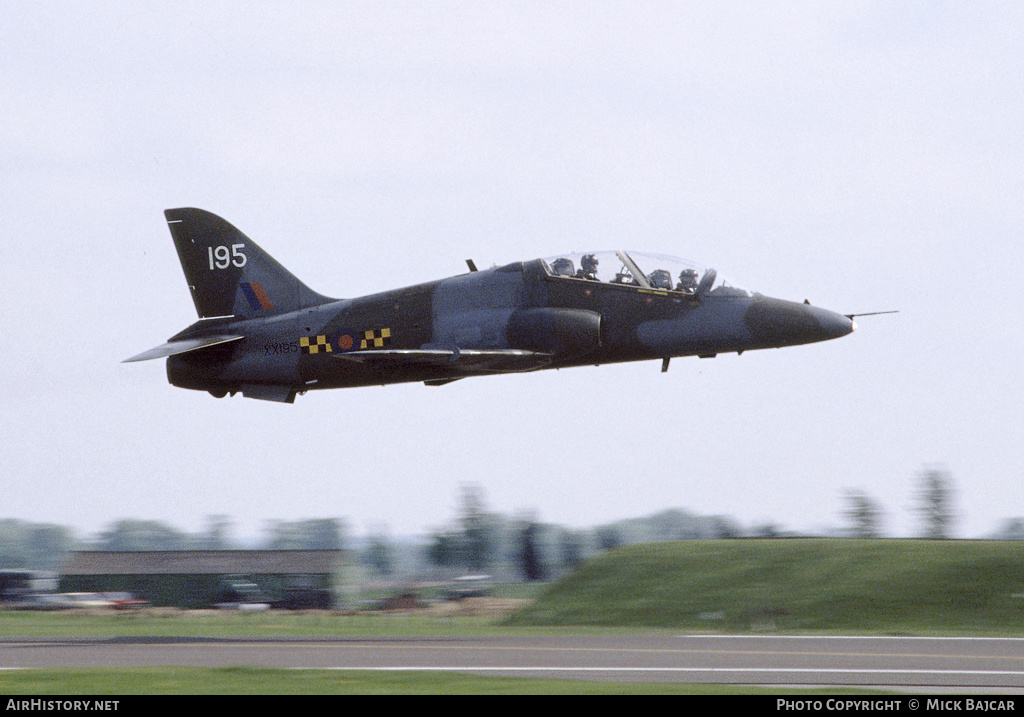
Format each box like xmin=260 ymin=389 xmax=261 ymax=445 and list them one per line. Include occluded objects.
xmin=122 ymin=335 xmax=244 ymax=363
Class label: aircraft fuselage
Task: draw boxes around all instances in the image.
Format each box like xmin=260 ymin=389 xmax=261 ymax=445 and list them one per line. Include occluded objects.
xmin=128 ymin=209 xmax=855 ymax=403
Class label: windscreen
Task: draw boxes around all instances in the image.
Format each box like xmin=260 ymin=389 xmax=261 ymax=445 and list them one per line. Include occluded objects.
xmin=542 ymin=251 xmax=749 ymax=297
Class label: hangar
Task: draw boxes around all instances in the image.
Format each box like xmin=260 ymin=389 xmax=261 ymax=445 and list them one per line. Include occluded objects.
xmin=60 ymin=549 xmax=347 ymax=609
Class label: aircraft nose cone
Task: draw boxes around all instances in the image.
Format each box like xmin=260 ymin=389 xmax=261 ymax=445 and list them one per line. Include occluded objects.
xmin=745 ymin=298 xmax=856 ymax=347
xmin=809 ymin=305 xmax=856 ymax=339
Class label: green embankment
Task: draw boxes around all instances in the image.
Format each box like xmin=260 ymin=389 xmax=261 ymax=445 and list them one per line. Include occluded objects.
xmin=504 ymin=539 xmax=1024 ymax=634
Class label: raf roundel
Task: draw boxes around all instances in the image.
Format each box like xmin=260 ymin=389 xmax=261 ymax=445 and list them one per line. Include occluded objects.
xmin=336 ymin=332 xmax=356 ymax=352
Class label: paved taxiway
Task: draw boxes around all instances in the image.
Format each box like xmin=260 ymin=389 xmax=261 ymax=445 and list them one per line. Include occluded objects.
xmin=3 ymin=635 xmax=1024 ymax=690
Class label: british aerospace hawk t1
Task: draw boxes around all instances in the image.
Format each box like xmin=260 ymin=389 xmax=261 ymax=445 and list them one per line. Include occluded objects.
xmin=125 ymin=208 xmax=860 ymax=403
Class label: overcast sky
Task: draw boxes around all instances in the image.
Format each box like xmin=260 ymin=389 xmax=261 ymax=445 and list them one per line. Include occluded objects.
xmin=2 ymin=1 xmax=1021 ymax=543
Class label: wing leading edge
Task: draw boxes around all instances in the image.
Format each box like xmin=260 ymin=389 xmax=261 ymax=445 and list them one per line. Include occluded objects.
xmin=122 ymin=335 xmax=245 ymax=363
xmin=333 ymin=348 xmax=552 ymax=373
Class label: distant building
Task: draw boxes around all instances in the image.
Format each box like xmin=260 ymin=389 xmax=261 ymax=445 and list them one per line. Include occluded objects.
xmin=60 ymin=550 xmax=347 ymax=609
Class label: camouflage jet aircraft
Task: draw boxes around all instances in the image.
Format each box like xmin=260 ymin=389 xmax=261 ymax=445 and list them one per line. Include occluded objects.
xmin=125 ymin=207 xmax=859 ymax=403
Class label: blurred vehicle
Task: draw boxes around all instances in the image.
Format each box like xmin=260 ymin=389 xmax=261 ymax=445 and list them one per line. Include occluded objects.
xmin=213 ymin=576 xmax=270 ymax=610
xmin=9 ymin=593 xmax=72 ymax=611
xmin=62 ymin=592 xmax=114 ymax=608
xmin=101 ymin=592 xmax=150 ymax=610
xmin=443 ymin=575 xmax=493 ymax=601
xmin=0 ymin=570 xmax=57 ymax=604
xmin=7 ymin=591 xmax=143 ymax=611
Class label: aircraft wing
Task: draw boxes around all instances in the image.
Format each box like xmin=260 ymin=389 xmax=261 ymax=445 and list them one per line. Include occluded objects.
xmin=333 ymin=348 xmax=552 ymax=373
xmin=122 ymin=335 xmax=245 ymax=363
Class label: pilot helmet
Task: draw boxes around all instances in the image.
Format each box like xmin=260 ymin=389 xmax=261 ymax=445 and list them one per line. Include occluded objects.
xmin=649 ymin=269 xmax=671 ymax=289
xmin=678 ymin=268 xmax=699 ymax=292
xmin=581 ymin=254 xmax=598 ymax=273
xmin=551 ymin=257 xmax=574 ymax=276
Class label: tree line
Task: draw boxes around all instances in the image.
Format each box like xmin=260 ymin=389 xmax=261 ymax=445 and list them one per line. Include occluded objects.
xmin=0 ymin=516 xmax=345 ymax=572
xmin=4 ymin=467 xmax=1022 ymax=580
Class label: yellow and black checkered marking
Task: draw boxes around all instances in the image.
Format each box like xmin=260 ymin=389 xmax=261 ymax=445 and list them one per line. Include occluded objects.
xmin=360 ymin=328 xmax=392 ymax=349
xmin=299 ymin=335 xmax=333 ymax=354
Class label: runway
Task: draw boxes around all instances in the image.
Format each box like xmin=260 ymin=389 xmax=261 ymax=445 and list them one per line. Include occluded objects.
xmin=3 ymin=635 xmax=1024 ymax=690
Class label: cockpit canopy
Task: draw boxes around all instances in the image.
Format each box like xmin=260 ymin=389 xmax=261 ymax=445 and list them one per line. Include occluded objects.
xmin=541 ymin=251 xmax=750 ymax=298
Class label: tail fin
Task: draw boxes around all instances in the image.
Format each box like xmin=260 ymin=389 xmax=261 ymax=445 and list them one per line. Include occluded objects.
xmin=165 ymin=207 xmax=332 ymax=319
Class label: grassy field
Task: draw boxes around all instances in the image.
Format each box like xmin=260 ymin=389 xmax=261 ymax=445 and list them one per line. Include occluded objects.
xmin=0 ymin=666 xmax=879 ymax=696
xmin=0 ymin=608 xmax=611 ymax=639
xmin=506 ymin=538 xmax=1024 ymax=634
